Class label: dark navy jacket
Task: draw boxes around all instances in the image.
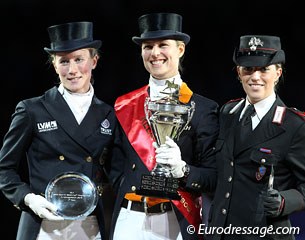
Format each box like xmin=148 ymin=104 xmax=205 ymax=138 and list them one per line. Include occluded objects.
xmin=0 ymin=86 xmax=124 ymax=240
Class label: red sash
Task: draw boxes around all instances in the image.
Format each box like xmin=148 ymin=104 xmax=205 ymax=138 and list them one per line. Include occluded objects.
xmin=115 ymin=85 xmax=202 ymax=237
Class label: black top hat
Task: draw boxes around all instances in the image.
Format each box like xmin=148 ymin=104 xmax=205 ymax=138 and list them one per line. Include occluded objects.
xmin=44 ymin=21 xmax=102 ymax=54
xmin=132 ymin=13 xmax=190 ymax=45
xmin=233 ymin=35 xmax=285 ymax=67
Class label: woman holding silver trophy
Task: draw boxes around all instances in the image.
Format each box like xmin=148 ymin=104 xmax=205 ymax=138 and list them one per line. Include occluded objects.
xmin=110 ymin=13 xmax=220 ymax=240
xmin=0 ymin=21 xmax=124 ymax=240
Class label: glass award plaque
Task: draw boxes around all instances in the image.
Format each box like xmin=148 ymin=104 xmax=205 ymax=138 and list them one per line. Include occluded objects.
xmin=45 ymin=172 xmax=98 ymax=220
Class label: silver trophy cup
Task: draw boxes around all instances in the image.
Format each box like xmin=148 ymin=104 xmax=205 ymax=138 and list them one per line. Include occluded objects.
xmin=137 ymin=85 xmax=195 ymax=199
xmin=145 ymin=96 xmax=195 ymax=177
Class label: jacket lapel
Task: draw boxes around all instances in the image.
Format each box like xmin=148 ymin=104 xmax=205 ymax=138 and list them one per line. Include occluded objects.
xmin=75 ymin=97 xmax=110 ymax=152
xmin=42 ymin=87 xmax=79 ymax=135
xmin=234 ymin=97 xmax=286 ymax=155
xmin=41 ymin=87 xmax=109 ymax=153
xmin=231 ymin=111 xmax=243 ymax=157
xmin=222 ymin=100 xmax=244 ymax=157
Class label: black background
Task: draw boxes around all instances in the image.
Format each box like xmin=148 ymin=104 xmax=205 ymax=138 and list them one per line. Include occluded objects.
xmin=1 ymin=0 xmax=304 ymax=239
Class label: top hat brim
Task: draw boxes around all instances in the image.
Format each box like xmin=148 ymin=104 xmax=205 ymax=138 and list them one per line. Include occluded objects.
xmin=233 ymin=49 xmax=285 ymax=67
xmin=132 ymin=30 xmax=190 ymax=45
xmin=44 ymin=40 xmax=102 ymax=54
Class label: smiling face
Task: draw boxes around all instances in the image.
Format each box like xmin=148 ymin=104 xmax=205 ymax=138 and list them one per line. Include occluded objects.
xmin=141 ymin=39 xmax=185 ymax=80
xmin=237 ymin=64 xmax=282 ymax=104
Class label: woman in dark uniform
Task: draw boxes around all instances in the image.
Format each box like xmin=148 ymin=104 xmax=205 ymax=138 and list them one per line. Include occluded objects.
xmin=207 ymin=35 xmax=305 ymax=240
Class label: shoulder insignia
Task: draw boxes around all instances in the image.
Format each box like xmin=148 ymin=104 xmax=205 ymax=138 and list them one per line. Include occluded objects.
xmin=226 ymin=98 xmax=244 ymax=104
xmin=288 ymin=107 xmax=305 ymax=120
xmin=272 ymin=106 xmax=286 ymax=125
xmin=228 ymin=98 xmax=245 ymax=114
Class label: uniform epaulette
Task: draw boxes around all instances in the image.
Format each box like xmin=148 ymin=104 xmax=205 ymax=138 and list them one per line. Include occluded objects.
xmin=227 ymin=98 xmax=245 ymax=114
xmin=226 ymin=98 xmax=244 ymax=104
xmin=288 ymin=107 xmax=305 ymax=120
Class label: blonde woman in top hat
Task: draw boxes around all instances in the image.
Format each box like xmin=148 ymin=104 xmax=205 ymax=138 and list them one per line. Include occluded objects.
xmin=204 ymin=35 xmax=305 ymax=240
xmin=0 ymin=21 xmax=124 ymax=240
xmin=108 ymin=13 xmax=219 ymax=240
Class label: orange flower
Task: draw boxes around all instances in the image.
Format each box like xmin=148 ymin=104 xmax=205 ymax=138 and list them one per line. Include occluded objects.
xmin=179 ymin=82 xmax=193 ymax=103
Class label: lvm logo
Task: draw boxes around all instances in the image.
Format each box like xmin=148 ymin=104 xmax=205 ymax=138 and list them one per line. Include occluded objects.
xmin=37 ymin=121 xmax=58 ymax=132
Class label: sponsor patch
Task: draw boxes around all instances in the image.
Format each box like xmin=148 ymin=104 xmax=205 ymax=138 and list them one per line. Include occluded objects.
xmin=37 ymin=121 xmax=58 ymax=132
xmin=100 ymin=119 xmax=112 ymax=135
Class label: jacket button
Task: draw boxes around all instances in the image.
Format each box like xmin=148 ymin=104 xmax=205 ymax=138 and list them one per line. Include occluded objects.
xmin=86 ymin=156 xmax=92 ymax=162
xmin=131 ymin=186 xmax=136 ymax=191
xmin=221 ymin=209 xmax=227 ymax=215
xmin=59 ymin=155 xmax=65 ymax=161
xmin=228 ymin=176 xmax=232 ymax=182
xmin=225 ymin=192 xmax=230 ymax=198
xmin=261 ymin=158 xmax=266 ymax=164
xmin=132 ymin=164 xmax=136 ymax=170
xmin=230 ymin=161 xmax=234 ymax=167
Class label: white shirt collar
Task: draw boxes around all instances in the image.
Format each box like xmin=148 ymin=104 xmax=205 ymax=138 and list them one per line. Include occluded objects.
xmin=247 ymin=92 xmax=276 ymax=121
xmin=58 ymin=83 xmax=94 ymax=124
xmin=58 ymin=83 xmax=94 ymax=97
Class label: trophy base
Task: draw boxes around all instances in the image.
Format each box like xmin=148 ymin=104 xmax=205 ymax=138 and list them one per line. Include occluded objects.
xmin=136 ymin=174 xmax=181 ymax=200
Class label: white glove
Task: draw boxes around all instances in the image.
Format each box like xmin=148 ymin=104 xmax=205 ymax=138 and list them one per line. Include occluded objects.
xmin=24 ymin=193 xmax=64 ymax=221
xmin=155 ymin=136 xmax=186 ymax=178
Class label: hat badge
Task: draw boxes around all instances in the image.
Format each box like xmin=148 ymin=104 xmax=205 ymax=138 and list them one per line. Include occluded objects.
xmin=248 ymin=37 xmax=264 ymax=51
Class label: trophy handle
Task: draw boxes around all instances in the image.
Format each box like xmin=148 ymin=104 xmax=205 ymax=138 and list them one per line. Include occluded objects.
xmin=144 ymin=97 xmax=152 ymax=128
xmin=144 ymin=97 xmax=160 ymax=145
xmin=176 ymin=101 xmax=196 ymax=140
